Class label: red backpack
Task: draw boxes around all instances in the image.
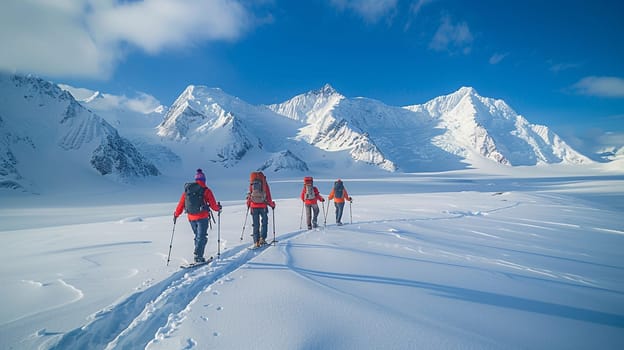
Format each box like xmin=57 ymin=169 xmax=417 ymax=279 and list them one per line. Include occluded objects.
xmin=249 ymin=171 xmax=267 ymax=204
xmin=303 ymin=176 xmax=315 ymax=200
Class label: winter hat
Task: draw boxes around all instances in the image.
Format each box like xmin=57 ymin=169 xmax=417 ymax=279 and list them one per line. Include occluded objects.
xmin=195 ymin=169 xmax=206 ymax=182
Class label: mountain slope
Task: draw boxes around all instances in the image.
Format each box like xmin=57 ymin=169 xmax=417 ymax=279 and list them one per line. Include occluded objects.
xmin=0 ymin=73 xmax=159 ymax=192
xmin=405 ymin=87 xmax=591 ymax=166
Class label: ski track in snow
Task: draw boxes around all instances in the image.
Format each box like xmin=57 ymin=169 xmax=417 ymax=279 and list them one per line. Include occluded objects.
xmin=40 ymin=197 xmax=622 ymax=349
xmin=45 ymin=231 xmax=302 ymax=350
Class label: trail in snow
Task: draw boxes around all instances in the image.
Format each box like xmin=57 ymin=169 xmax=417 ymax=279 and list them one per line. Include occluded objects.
xmin=46 ymin=231 xmax=298 ymax=350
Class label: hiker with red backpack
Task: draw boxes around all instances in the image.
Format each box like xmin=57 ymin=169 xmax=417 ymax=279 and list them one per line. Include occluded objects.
xmin=328 ymin=179 xmax=352 ymax=226
xmin=246 ymin=171 xmax=276 ymax=247
xmin=173 ymin=169 xmax=221 ymax=263
xmin=300 ymin=176 xmax=325 ymax=230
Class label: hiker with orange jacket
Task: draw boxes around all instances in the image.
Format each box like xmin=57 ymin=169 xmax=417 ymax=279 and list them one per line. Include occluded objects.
xmin=246 ymin=171 xmax=276 ymax=247
xmin=328 ymin=179 xmax=352 ymax=226
xmin=174 ymin=169 xmax=221 ymax=263
xmin=300 ymin=176 xmax=324 ymax=229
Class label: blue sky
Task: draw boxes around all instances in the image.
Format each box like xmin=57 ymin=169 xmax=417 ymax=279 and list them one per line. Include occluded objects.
xmin=1 ymin=0 xmax=623 ymax=152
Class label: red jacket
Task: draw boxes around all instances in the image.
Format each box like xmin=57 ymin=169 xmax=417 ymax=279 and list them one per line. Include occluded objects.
xmin=174 ymin=180 xmax=220 ymax=221
xmin=246 ymin=181 xmax=275 ymax=209
xmin=300 ymin=185 xmax=324 ymax=205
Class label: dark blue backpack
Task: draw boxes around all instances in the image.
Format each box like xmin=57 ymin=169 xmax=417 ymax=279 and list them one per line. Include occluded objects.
xmin=184 ymin=182 xmax=206 ymax=214
xmin=334 ymin=181 xmax=344 ymax=199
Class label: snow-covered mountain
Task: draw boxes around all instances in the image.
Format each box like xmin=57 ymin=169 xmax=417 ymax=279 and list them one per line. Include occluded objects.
xmin=1 ymin=73 xmax=602 ymax=193
xmin=268 ymin=84 xmax=590 ymax=172
xmin=0 ymin=74 xmax=159 ymax=192
xmin=155 ymin=85 xmax=322 ymax=173
xmin=267 ymin=84 xmax=398 ymax=171
xmin=404 ymin=87 xmax=591 ymax=166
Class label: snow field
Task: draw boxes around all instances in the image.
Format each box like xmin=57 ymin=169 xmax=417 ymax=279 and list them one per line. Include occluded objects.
xmin=1 ymin=177 xmax=623 ymax=349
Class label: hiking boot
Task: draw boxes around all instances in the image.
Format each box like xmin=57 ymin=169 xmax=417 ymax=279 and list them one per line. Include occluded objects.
xmin=259 ymin=238 xmax=267 ymax=245
xmin=255 ymin=241 xmax=261 ymax=248
xmin=307 ymin=225 xmax=312 ymax=230
xmin=337 ymin=222 xmax=343 ymax=226
xmin=194 ymin=257 xmax=206 ymax=263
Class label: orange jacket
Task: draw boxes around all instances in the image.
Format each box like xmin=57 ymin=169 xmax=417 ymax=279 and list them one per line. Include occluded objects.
xmin=246 ymin=181 xmax=275 ymax=209
xmin=300 ymin=185 xmax=324 ymax=205
xmin=328 ymin=187 xmax=351 ymax=203
xmin=174 ymin=180 xmax=220 ymax=221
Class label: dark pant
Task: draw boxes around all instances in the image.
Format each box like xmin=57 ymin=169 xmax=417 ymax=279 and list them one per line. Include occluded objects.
xmin=189 ymin=218 xmax=209 ymax=261
xmin=251 ymin=207 xmax=269 ymax=242
xmin=305 ymin=204 xmax=320 ymax=228
xmin=334 ymin=202 xmax=345 ymax=223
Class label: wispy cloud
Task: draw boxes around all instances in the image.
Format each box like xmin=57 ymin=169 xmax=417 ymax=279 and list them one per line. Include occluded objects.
xmin=572 ymin=76 xmax=624 ymax=98
xmin=409 ymin=0 xmax=435 ymax=16
xmin=329 ymin=0 xmax=398 ymax=23
xmin=549 ymin=61 xmax=582 ymax=73
xmin=489 ymin=53 xmax=508 ymax=65
xmin=429 ymin=16 xmax=473 ymax=54
xmin=0 ymin=0 xmax=260 ymax=79
xmin=59 ymin=84 xmax=163 ymax=114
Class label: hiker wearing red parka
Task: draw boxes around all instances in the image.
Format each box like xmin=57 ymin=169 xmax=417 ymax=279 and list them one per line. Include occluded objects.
xmin=174 ymin=169 xmax=221 ymax=263
xmin=300 ymin=176 xmax=324 ymax=229
xmin=246 ymin=171 xmax=276 ymax=247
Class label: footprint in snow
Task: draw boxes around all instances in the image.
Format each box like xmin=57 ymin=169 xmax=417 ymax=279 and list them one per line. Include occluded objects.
xmin=216 ymin=306 xmax=223 ymax=311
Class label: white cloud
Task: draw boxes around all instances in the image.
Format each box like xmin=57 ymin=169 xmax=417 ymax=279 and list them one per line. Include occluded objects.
xmin=489 ymin=53 xmax=508 ymax=65
xmin=549 ymin=62 xmax=581 ymax=73
xmin=572 ymin=76 xmax=624 ymax=98
xmin=409 ymin=0 xmax=435 ymax=16
xmin=429 ymin=16 xmax=473 ymax=54
xmin=59 ymin=84 xmax=163 ymax=114
xmin=330 ymin=0 xmax=398 ymax=23
xmin=0 ymin=0 xmax=257 ymax=79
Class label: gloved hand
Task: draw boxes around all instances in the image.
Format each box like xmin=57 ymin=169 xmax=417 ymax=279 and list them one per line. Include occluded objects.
xmin=270 ymin=201 xmax=276 ymax=209
xmin=173 ymin=214 xmax=178 ymax=224
xmin=348 ymin=197 xmax=353 ymax=202
xmin=320 ymin=198 xmax=325 ymax=202
xmin=218 ymin=202 xmax=223 ymax=212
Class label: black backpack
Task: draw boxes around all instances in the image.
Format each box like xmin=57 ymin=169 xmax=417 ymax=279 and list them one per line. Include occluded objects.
xmin=334 ymin=181 xmax=344 ymax=199
xmin=184 ymin=182 xmax=206 ymax=214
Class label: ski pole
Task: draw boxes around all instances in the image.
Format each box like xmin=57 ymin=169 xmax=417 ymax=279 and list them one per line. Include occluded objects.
xmin=217 ymin=202 xmax=221 ymax=260
xmin=349 ymin=199 xmax=353 ymax=224
xmin=271 ymin=207 xmax=277 ymax=245
xmin=240 ymin=206 xmax=249 ymax=240
xmin=299 ymin=201 xmax=304 ymax=229
xmin=321 ymin=201 xmax=327 ymax=229
xmin=166 ymin=218 xmax=177 ymax=266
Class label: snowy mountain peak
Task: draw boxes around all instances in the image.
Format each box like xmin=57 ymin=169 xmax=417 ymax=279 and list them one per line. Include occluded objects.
xmin=404 ymin=87 xmax=590 ymax=166
xmin=0 ymin=73 xmax=159 ymax=192
xmin=317 ymin=83 xmax=338 ymax=96
xmin=455 ymin=86 xmax=478 ymax=96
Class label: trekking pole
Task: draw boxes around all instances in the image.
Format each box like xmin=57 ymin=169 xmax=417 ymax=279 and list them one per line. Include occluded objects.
xmin=166 ymin=218 xmax=176 ymax=266
xmin=240 ymin=206 xmax=249 ymax=240
xmin=299 ymin=202 xmax=304 ymax=229
xmin=349 ymin=199 xmax=353 ymax=224
xmin=217 ymin=202 xmax=221 ymax=260
xmin=321 ymin=201 xmax=327 ymax=229
xmin=271 ymin=207 xmax=278 ymax=245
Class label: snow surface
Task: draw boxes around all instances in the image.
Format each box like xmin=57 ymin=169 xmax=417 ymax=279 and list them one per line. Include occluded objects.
xmin=1 ymin=165 xmax=623 ymax=350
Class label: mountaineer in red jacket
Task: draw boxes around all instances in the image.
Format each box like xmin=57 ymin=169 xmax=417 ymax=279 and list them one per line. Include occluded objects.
xmin=300 ymin=176 xmax=324 ymax=229
xmin=246 ymin=171 xmax=276 ymax=247
xmin=174 ymin=169 xmax=221 ymax=263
